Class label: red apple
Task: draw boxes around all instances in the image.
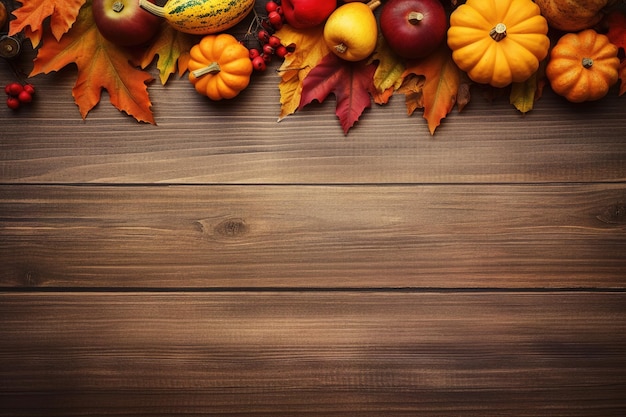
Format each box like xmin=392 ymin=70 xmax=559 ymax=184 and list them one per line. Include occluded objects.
xmin=380 ymin=0 xmax=447 ymax=59
xmin=281 ymin=0 xmax=336 ymax=29
xmin=92 ymin=0 xmax=162 ymax=47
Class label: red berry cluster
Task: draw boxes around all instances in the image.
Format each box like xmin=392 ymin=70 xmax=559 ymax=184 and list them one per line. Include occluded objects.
xmin=5 ymin=81 xmax=35 ymax=110
xmin=245 ymin=1 xmax=295 ymax=72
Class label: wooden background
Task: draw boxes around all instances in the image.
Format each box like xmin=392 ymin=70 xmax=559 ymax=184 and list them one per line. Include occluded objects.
xmin=1 ymin=2 xmax=626 ymax=415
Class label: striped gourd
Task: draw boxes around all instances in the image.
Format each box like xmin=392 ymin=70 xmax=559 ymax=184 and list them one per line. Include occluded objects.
xmin=138 ymin=0 xmax=255 ymax=35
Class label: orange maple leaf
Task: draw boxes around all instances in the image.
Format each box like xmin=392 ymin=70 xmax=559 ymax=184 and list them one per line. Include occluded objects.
xmin=402 ymin=45 xmax=463 ymax=135
xmin=30 ymin=2 xmax=155 ymax=124
xmin=140 ymin=24 xmax=199 ymax=85
xmin=9 ymin=0 xmax=86 ymax=47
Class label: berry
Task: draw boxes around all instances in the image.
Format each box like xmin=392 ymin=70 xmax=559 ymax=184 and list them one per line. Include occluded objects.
xmin=18 ymin=90 xmax=32 ymax=103
xmin=262 ymin=52 xmax=272 ymax=63
xmin=275 ymin=6 xmax=283 ymax=16
xmin=6 ymin=96 xmax=20 ymax=110
xmin=5 ymin=82 xmax=23 ymax=96
xmin=251 ymin=55 xmax=267 ymax=72
xmin=262 ymin=43 xmax=275 ymax=56
xmin=23 ymin=84 xmax=35 ymax=96
xmin=249 ymin=48 xmax=261 ymax=60
xmin=275 ymin=45 xmax=288 ymax=59
xmin=268 ymin=35 xmax=282 ymax=49
xmin=265 ymin=1 xmax=279 ymax=14
xmin=258 ymin=29 xmax=271 ymax=44
xmin=268 ymin=11 xmax=283 ymax=27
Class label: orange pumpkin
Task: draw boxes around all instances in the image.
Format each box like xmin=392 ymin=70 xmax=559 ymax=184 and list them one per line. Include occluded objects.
xmin=546 ymin=29 xmax=620 ymax=103
xmin=187 ymin=34 xmax=253 ymax=100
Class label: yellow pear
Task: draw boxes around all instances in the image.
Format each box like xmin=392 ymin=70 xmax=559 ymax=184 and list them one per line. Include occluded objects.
xmin=323 ymin=1 xmax=379 ymax=62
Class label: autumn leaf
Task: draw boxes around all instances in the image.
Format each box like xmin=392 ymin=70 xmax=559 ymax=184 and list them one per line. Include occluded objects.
xmin=9 ymin=0 xmax=86 ymax=47
xmin=510 ymin=76 xmax=537 ymax=114
xmin=299 ymin=53 xmax=377 ymax=135
xmin=275 ymin=25 xmax=330 ymax=120
xmin=510 ymin=60 xmax=546 ymax=114
xmin=31 ymin=2 xmax=155 ymax=123
xmin=397 ymin=74 xmax=425 ymax=115
xmin=606 ymin=10 xmax=626 ymax=96
xmin=606 ymin=11 xmax=626 ymax=50
xmin=402 ymin=45 xmax=463 ymax=135
xmin=140 ymin=24 xmax=199 ymax=85
xmin=369 ymin=35 xmax=405 ymax=104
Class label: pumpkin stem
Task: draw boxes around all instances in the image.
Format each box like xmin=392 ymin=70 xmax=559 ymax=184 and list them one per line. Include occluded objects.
xmin=138 ymin=0 xmax=166 ymax=18
xmin=191 ymin=62 xmax=221 ymax=78
xmin=489 ymin=23 xmax=507 ymax=42
xmin=408 ymin=11 xmax=425 ymax=25
xmin=582 ymin=57 xmax=594 ymax=68
xmin=367 ymin=0 xmax=382 ymax=11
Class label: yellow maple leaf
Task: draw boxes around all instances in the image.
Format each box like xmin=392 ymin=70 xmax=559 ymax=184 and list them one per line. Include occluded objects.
xmin=140 ymin=24 xmax=199 ymax=85
xmin=274 ymin=25 xmax=330 ymax=121
xmin=10 ymin=0 xmax=86 ymax=47
xmin=370 ymin=35 xmax=405 ymax=98
xmin=30 ymin=2 xmax=155 ymax=124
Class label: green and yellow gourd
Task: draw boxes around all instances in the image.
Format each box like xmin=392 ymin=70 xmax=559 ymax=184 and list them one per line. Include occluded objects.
xmin=138 ymin=0 xmax=255 ymax=35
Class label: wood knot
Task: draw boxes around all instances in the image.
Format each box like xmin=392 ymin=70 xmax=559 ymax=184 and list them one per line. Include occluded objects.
xmin=596 ymin=202 xmax=626 ymax=224
xmin=214 ymin=218 xmax=249 ymax=238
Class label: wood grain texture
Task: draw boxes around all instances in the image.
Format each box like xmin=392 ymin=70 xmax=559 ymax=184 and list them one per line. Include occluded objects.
xmin=1 ymin=46 xmax=625 ymax=185
xmin=1 ymin=184 xmax=625 ymax=288
xmin=1 ymin=292 xmax=625 ymax=417
xmin=2 ymin=2 xmax=626 ymax=415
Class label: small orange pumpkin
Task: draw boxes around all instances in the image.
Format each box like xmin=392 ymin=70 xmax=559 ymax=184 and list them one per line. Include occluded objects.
xmin=187 ymin=34 xmax=253 ymax=101
xmin=546 ymin=29 xmax=620 ymax=103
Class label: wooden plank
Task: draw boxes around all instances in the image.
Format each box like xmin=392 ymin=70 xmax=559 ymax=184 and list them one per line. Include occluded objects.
xmin=0 ymin=292 xmax=624 ymax=416
xmin=2 ymin=184 xmax=625 ymax=289
xmin=2 ymin=47 xmax=625 ymax=185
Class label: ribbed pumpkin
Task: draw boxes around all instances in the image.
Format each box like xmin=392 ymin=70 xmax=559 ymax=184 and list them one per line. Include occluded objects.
xmin=447 ymin=0 xmax=550 ymax=88
xmin=546 ymin=29 xmax=620 ymax=103
xmin=534 ymin=0 xmax=614 ymax=32
xmin=187 ymin=34 xmax=253 ymax=101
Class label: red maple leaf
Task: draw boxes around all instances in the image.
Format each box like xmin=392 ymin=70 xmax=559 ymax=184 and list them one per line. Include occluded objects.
xmin=606 ymin=11 xmax=626 ymax=51
xmin=606 ymin=10 xmax=626 ymax=95
xmin=299 ymin=53 xmax=377 ymax=135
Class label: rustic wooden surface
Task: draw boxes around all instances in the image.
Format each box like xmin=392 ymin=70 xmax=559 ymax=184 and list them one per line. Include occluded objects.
xmin=1 ymin=3 xmax=626 ymax=415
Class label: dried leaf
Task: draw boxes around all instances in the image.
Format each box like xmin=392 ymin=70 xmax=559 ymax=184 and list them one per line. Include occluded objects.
xmin=606 ymin=11 xmax=626 ymax=51
xmin=510 ymin=74 xmax=538 ymax=114
xmin=370 ymin=35 xmax=405 ymax=99
xmin=299 ymin=53 xmax=377 ymax=135
xmin=403 ymin=45 xmax=463 ymax=135
xmin=9 ymin=0 xmax=86 ymax=47
xmin=140 ymin=24 xmax=198 ymax=85
xmin=397 ymin=74 xmax=425 ymax=115
xmin=606 ymin=11 xmax=626 ymax=96
xmin=31 ymin=2 xmax=155 ymax=123
xmin=275 ymin=25 xmax=330 ymax=120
